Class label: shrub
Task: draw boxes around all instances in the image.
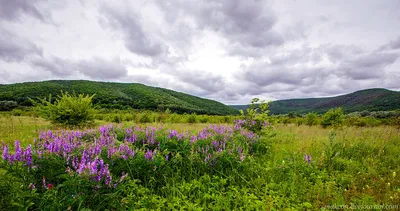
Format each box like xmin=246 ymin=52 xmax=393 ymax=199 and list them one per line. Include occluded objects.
xmin=138 ymin=112 xmax=152 ymax=123
xmin=186 ymin=113 xmax=197 ymax=124
xmin=321 ymin=108 xmax=344 ymax=128
xmin=31 ymin=91 xmax=95 ymax=128
xmin=304 ymin=112 xmax=318 ymax=126
xmin=0 ymin=100 xmax=18 ymax=111
xmin=239 ymin=98 xmax=271 ymax=134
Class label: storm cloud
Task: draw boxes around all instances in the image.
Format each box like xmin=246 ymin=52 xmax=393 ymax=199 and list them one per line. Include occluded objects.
xmin=0 ymin=0 xmax=400 ymax=104
xmin=0 ymin=0 xmax=46 ymax=21
xmin=0 ymin=29 xmax=42 ymax=62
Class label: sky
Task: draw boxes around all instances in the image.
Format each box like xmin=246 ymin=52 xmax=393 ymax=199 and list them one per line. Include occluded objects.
xmin=0 ymin=0 xmax=400 ymax=105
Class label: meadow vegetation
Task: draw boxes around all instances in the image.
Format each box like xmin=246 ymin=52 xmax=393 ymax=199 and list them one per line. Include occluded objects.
xmin=0 ymin=94 xmax=399 ymax=210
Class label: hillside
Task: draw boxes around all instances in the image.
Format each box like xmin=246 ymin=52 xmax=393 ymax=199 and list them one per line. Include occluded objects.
xmin=231 ymin=88 xmax=400 ymax=114
xmin=0 ymin=80 xmax=239 ymax=115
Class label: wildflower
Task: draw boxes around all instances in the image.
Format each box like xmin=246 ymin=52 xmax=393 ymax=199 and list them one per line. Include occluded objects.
xmin=47 ymin=184 xmax=53 ymax=190
xmin=24 ymin=144 xmax=33 ymax=166
xmin=42 ymin=176 xmax=47 ymax=189
xmin=66 ymin=167 xmax=72 ymax=174
xmin=2 ymin=145 xmax=8 ymax=161
xmin=240 ymin=153 xmax=246 ymax=161
xmin=120 ymin=172 xmax=129 ymax=182
xmin=28 ymin=183 xmax=35 ymax=190
xmin=105 ymin=170 xmax=112 ymax=186
xmin=304 ymin=154 xmax=312 ymax=165
xmin=144 ymin=149 xmax=155 ymax=160
xmin=14 ymin=141 xmax=23 ymax=161
xmin=165 ymin=154 xmax=169 ymax=161
xmin=190 ymin=135 xmax=197 ymax=144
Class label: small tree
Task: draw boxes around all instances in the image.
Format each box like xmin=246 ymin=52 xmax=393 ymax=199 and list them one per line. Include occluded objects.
xmin=321 ymin=108 xmax=344 ymax=128
xmin=239 ymin=98 xmax=270 ymax=134
xmin=31 ymin=91 xmax=95 ymax=128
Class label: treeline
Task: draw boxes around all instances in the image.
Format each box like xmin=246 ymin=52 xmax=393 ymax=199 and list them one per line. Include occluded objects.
xmin=231 ymin=88 xmax=400 ymax=114
xmin=0 ymin=80 xmax=239 ymax=115
xmin=268 ymin=108 xmax=400 ymax=127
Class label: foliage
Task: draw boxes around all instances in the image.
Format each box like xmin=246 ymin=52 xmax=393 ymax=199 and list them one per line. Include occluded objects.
xmin=31 ymin=91 xmax=95 ymax=128
xmin=304 ymin=112 xmax=319 ymax=126
xmin=239 ymin=98 xmax=270 ymax=134
xmin=0 ymin=101 xmax=18 ymax=111
xmin=231 ymin=88 xmax=400 ymax=115
xmin=1 ymin=123 xmax=400 ymax=210
xmin=321 ymin=108 xmax=344 ymax=128
xmin=0 ymin=80 xmax=239 ymax=115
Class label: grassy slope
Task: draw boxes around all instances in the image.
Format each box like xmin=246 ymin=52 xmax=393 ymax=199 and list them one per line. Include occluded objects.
xmin=231 ymin=88 xmax=400 ymax=114
xmin=0 ymin=80 xmax=239 ymax=115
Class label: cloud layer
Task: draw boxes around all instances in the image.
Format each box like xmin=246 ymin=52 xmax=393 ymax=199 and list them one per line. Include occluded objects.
xmin=0 ymin=0 xmax=399 ymax=104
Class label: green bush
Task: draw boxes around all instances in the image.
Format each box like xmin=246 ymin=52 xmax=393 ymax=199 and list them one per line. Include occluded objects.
xmin=304 ymin=112 xmax=318 ymax=126
xmin=321 ymin=108 xmax=344 ymax=128
xmin=186 ymin=113 xmax=197 ymax=124
xmin=31 ymin=91 xmax=95 ymax=128
xmin=0 ymin=100 xmax=18 ymax=111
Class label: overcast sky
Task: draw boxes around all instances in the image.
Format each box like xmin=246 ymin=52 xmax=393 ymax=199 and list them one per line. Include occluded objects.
xmin=1 ymin=0 xmax=399 ymax=104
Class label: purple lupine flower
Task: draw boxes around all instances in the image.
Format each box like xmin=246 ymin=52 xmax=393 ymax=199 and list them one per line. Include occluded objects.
xmin=14 ymin=141 xmax=23 ymax=161
xmin=144 ymin=149 xmax=155 ymax=160
xmin=89 ymin=157 xmax=99 ymax=175
xmin=119 ymin=172 xmax=129 ymax=182
xmin=304 ymin=154 xmax=312 ymax=165
xmin=240 ymin=153 xmax=246 ymax=161
xmin=2 ymin=145 xmax=8 ymax=161
xmin=28 ymin=183 xmax=35 ymax=190
xmin=42 ymin=176 xmax=47 ymax=189
xmin=212 ymin=140 xmax=218 ymax=148
xmin=66 ymin=167 xmax=72 ymax=174
xmin=105 ymin=170 xmax=112 ymax=186
xmin=190 ymin=135 xmax=197 ymax=144
xmin=24 ymin=144 xmax=33 ymax=166
xmin=165 ymin=154 xmax=169 ymax=161
xmin=168 ymin=130 xmax=178 ymax=139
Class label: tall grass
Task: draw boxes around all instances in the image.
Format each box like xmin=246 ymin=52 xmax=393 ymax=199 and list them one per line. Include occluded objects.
xmin=1 ymin=116 xmax=399 ymax=209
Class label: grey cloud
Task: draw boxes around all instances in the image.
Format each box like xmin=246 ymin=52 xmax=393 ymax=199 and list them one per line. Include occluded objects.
xmin=31 ymin=56 xmax=128 ymax=80
xmin=193 ymin=0 xmax=282 ymax=48
xmin=0 ymin=0 xmax=45 ymax=21
xmin=338 ymin=52 xmax=399 ymax=80
xmin=239 ymin=46 xmax=330 ymax=87
xmin=99 ymin=3 xmax=168 ymax=57
xmin=30 ymin=56 xmax=74 ymax=77
xmin=378 ymin=36 xmax=400 ymax=51
xmin=0 ymin=29 xmax=42 ymax=62
xmin=177 ymin=71 xmax=225 ymax=93
xmin=75 ymin=57 xmax=128 ymax=80
xmin=235 ymin=43 xmax=399 ymax=101
xmin=157 ymin=0 xmax=283 ymax=57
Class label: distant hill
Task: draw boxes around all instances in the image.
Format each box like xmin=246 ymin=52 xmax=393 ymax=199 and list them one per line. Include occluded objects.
xmin=230 ymin=88 xmax=400 ymax=114
xmin=0 ymin=80 xmax=239 ymax=115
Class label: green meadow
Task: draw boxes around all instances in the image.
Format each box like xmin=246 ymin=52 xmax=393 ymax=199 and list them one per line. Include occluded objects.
xmin=1 ymin=112 xmax=399 ymax=210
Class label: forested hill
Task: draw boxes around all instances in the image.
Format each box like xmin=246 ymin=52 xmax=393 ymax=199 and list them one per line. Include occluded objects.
xmin=230 ymin=88 xmax=400 ymax=114
xmin=0 ymin=80 xmax=239 ymax=115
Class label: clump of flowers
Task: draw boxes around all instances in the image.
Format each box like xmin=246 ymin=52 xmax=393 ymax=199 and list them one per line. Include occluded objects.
xmin=1 ymin=122 xmax=261 ymax=191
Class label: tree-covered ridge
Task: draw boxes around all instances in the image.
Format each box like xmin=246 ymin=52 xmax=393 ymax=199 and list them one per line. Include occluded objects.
xmin=0 ymin=80 xmax=239 ymax=115
xmin=230 ymin=88 xmax=400 ymax=114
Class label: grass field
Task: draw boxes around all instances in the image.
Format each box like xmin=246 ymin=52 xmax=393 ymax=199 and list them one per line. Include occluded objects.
xmin=1 ymin=115 xmax=400 ymax=209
